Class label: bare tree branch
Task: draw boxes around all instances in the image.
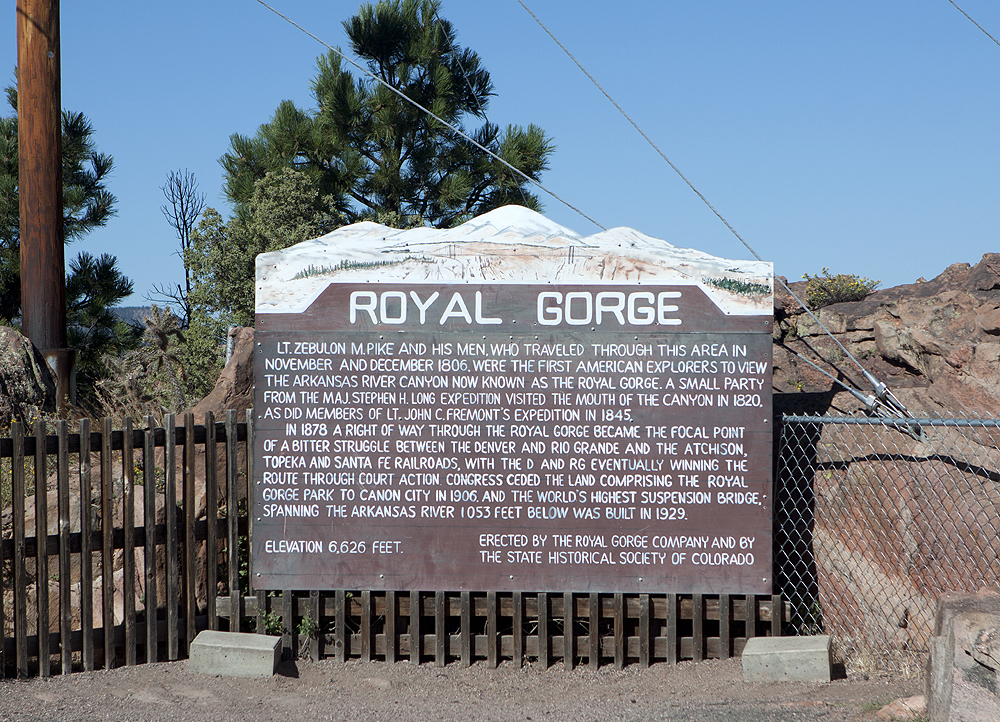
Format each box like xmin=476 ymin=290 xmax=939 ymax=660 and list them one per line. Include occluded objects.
xmin=157 ymin=169 xmax=206 ymax=326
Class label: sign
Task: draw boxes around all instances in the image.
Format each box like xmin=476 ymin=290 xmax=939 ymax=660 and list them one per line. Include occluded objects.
xmin=253 ymin=280 xmax=772 ymax=592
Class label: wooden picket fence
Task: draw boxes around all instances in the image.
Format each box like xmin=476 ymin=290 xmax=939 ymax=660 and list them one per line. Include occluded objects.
xmin=0 ymin=413 xmax=783 ymax=677
xmin=236 ymin=590 xmax=784 ymax=669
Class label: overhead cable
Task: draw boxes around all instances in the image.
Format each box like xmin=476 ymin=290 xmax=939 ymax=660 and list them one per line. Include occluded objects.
xmin=254 ymin=0 xmax=606 ymax=231
xmin=516 ymin=0 xmax=912 ymax=419
xmin=946 ymin=0 xmax=1000 ymax=48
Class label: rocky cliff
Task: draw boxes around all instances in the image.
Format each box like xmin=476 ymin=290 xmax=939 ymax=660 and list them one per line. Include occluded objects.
xmin=773 ymin=252 xmax=1000 ymax=416
xmin=773 ymin=253 xmax=1000 ymax=667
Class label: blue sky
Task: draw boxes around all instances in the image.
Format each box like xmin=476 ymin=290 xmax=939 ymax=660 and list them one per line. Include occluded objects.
xmin=4 ymin=0 xmax=1000 ymax=302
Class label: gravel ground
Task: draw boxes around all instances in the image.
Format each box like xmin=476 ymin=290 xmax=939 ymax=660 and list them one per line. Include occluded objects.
xmin=0 ymin=657 xmax=921 ymax=722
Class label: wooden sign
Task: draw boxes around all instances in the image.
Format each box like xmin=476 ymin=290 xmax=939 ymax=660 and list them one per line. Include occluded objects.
xmin=253 ymin=209 xmax=773 ymax=593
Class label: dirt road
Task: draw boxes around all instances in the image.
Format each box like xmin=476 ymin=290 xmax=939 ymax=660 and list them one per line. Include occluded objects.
xmin=0 ymin=656 xmax=921 ymax=722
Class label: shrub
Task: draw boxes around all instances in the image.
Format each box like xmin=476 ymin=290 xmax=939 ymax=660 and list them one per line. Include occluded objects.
xmin=802 ymin=268 xmax=880 ymax=308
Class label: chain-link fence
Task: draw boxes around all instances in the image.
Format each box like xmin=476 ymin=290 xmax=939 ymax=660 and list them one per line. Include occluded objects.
xmin=775 ymin=414 xmax=1000 ymax=675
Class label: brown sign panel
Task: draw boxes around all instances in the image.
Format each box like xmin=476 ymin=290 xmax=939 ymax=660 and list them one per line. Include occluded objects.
xmin=253 ymin=283 xmax=772 ymax=593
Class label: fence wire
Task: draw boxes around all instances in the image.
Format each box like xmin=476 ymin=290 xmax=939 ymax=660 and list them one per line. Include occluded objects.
xmin=775 ymin=414 xmax=1000 ymax=675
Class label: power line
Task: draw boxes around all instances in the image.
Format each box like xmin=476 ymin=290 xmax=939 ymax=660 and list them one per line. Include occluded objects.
xmin=515 ymin=0 xmax=911 ymax=418
xmin=947 ymin=0 xmax=1000 ymax=48
xmin=254 ymin=0 xmax=606 ymax=231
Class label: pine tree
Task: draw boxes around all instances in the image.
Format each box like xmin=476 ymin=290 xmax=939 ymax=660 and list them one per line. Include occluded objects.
xmin=0 ymin=81 xmax=134 ymax=396
xmin=0 ymin=84 xmax=118 ymax=324
xmin=220 ymin=0 xmax=553 ymax=228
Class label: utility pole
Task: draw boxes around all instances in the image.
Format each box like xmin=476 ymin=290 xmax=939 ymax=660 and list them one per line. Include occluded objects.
xmin=17 ymin=0 xmax=74 ymax=411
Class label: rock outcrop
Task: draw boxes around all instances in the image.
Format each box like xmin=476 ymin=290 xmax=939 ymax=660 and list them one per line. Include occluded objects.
xmin=926 ymin=589 xmax=1000 ymax=722
xmin=187 ymin=327 xmax=254 ymax=422
xmin=0 ymin=326 xmax=56 ymax=426
xmin=774 ymin=253 xmax=1000 ymax=668
xmin=773 ymin=252 xmax=1000 ymax=415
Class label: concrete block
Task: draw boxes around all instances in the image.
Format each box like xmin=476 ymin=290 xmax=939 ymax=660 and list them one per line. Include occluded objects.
xmin=189 ymin=630 xmax=280 ymax=678
xmin=742 ymin=635 xmax=832 ymax=683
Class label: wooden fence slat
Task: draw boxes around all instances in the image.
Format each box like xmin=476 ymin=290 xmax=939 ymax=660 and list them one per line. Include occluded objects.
xmin=335 ymin=590 xmax=347 ymax=663
xmin=0 ymin=436 xmax=4 ymax=677
xmin=34 ymin=420 xmax=49 ymax=677
xmin=665 ymin=593 xmax=677 ymax=665
xmin=692 ymin=593 xmax=704 ymax=662
xmin=588 ymin=592 xmax=599 ymax=670
xmin=434 ymin=591 xmax=445 ymax=667
xmin=408 ymin=591 xmax=419 ymax=664
xmin=746 ymin=594 xmax=757 ymax=640
xmin=719 ymin=593 xmax=730 ymax=660
xmin=57 ymin=421 xmax=71 ymax=674
xmin=537 ymin=592 xmax=548 ymax=669
xmin=245 ymin=410 xmax=255 ymax=591
xmin=13 ymin=423 xmax=27 ymax=678
xmin=639 ymin=594 xmax=650 ymax=669
xmin=122 ymin=417 xmax=136 ymax=667
xmin=771 ymin=594 xmax=782 ymax=637
xmin=563 ymin=592 xmax=573 ymax=671
xmin=282 ymin=589 xmax=292 ymax=661
xmin=310 ymin=589 xmax=321 ymax=662
xmin=255 ymin=590 xmax=266 ymax=637
xmin=204 ymin=412 xmax=218 ymax=631
xmin=613 ymin=593 xmax=624 ymax=670
xmin=225 ymin=411 xmax=241 ymax=634
xmin=143 ymin=416 xmax=158 ymax=663
xmin=183 ymin=414 xmax=196 ymax=651
xmin=79 ymin=419 xmax=94 ymax=671
xmin=385 ymin=590 xmax=396 ymax=663
xmin=486 ymin=591 xmax=497 ymax=669
xmin=512 ymin=591 xmax=523 ymax=668
xmin=164 ymin=414 xmax=179 ymax=661
xmin=460 ymin=592 xmax=471 ymax=667
xmin=101 ymin=418 xmax=114 ymax=670
xmin=361 ymin=590 xmax=372 ymax=663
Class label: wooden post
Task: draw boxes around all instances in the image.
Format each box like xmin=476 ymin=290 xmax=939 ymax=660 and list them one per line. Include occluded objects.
xmin=100 ymin=419 xmax=114 ymax=669
xmin=79 ymin=419 xmax=94 ymax=671
xmin=408 ymin=590 xmax=419 ymax=664
xmin=164 ymin=415 xmax=179 ymax=661
xmin=434 ymin=591 xmax=446 ymax=666
xmin=719 ymin=593 xmax=731 ymax=660
xmin=34 ymin=420 xmax=49 ymax=676
xmin=512 ymin=592 xmax=523 ymax=668
xmin=613 ymin=593 xmax=624 ymax=670
xmin=460 ymin=592 xmax=471 ymax=667
xmin=563 ymin=592 xmax=574 ymax=671
xmin=122 ymin=418 xmax=135 ymax=666
xmin=692 ymin=593 xmax=704 ymax=663
xmin=142 ymin=417 xmax=158 ymax=662
xmin=183 ymin=414 xmax=196 ymax=650
xmin=486 ymin=591 xmax=497 ymax=669
xmin=537 ymin=592 xmax=549 ymax=669
xmin=17 ymin=0 xmax=73 ymax=409
xmin=204 ymin=413 xmax=218 ymax=631
xmin=384 ymin=590 xmax=396 ymax=663
xmin=665 ymin=593 xmax=677 ymax=665
xmin=361 ymin=590 xmax=372 ymax=663
xmin=335 ymin=590 xmax=347 ymax=663
xmin=13 ymin=423 xmax=28 ymax=678
xmin=225 ymin=411 xmax=241 ymax=634
xmin=638 ymin=594 xmax=650 ymax=669
xmin=57 ymin=421 xmax=71 ymax=673
xmin=588 ymin=592 xmax=599 ymax=670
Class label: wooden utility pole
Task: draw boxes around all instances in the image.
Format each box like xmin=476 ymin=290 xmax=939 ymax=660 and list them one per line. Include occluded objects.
xmin=17 ymin=0 xmax=73 ymax=410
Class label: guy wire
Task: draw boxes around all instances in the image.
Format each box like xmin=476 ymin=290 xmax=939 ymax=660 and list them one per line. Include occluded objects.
xmin=516 ymin=0 xmax=908 ymax=415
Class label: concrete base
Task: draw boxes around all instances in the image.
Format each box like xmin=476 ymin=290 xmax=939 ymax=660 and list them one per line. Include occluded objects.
xmin=189 ymin=630 xmax=281 ymax=678
xmin=742 ymin=635 xmax=832 ymax=683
